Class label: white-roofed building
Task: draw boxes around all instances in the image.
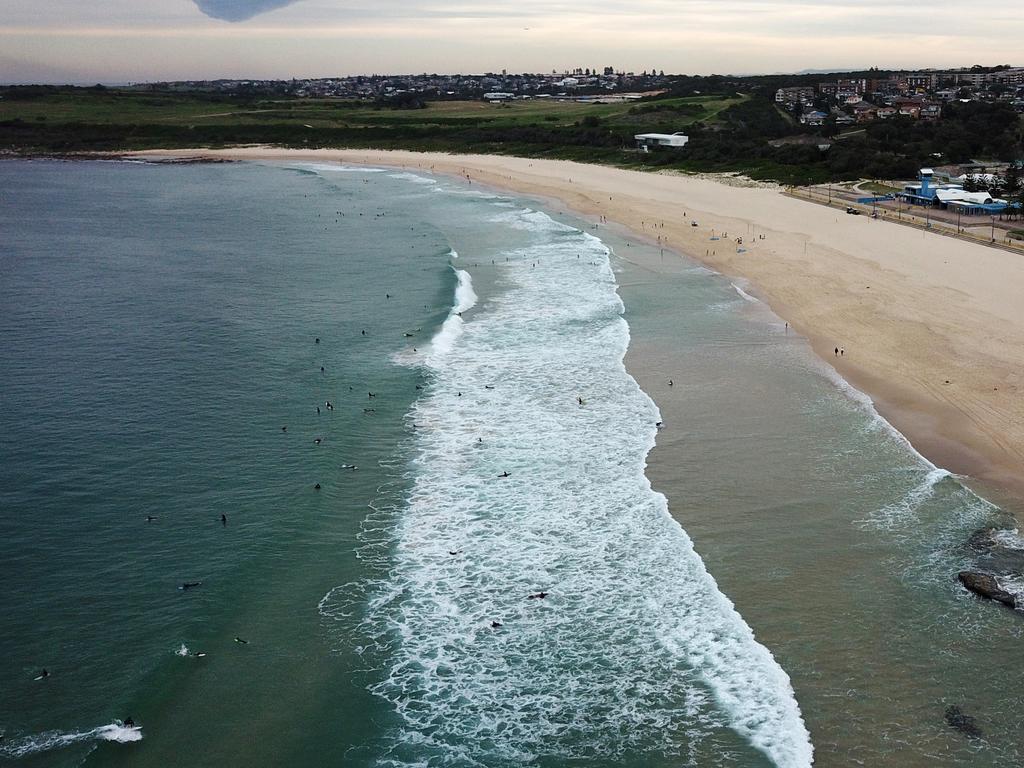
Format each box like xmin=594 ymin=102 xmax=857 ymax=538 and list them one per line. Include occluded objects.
xmin=634 ymin=132 xmax=689 ymax=152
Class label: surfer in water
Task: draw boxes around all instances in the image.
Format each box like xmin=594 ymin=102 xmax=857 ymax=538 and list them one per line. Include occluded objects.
xmin=221 ymin=513 xmax=227 ymax=526
xmin=234 ymin=637 xmax=248 ymax=645
xmin=123 ymin=717 xmax=135 ymax=728
xmin=146 ymin=515 xmax=157 ymax=522
xmin=527 ymin=592 xmax=549 ymax=600
xmin=180 ymin=581 xmax=202 ymax=590
xmin=497 ymin=471 xmax=511 ymax=478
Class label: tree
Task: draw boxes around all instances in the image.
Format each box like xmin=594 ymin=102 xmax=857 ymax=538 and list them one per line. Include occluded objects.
xmin=1002 ymin=164 xmax=1021 ymax=197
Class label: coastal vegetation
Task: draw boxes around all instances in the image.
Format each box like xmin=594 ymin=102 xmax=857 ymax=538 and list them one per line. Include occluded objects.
xmin=1 ymin=82 xmax=1021 ymax=185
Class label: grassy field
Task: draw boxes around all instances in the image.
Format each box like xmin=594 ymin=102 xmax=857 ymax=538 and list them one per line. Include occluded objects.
xmin=14 ymin=87 xmax=1012 ymax=187
xmin=0 ymin=88 xmax=767 ymax=183
xmin=859 ymin=181 xmax=902 ymax=194
xmin=0 ymin=89 xmax=742 ymax=136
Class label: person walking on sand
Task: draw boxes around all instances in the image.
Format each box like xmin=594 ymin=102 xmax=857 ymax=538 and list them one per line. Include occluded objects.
xmin=834 ymin=347 xmax=839 ymax=356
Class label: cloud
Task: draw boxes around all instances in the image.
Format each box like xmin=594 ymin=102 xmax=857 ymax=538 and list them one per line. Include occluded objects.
xmin=193 ymin=0 xmax=305 ymax=22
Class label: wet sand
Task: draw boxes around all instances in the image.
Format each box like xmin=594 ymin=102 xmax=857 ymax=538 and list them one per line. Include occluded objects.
xmin=131 ymin=148 xmax=1024 ymax=515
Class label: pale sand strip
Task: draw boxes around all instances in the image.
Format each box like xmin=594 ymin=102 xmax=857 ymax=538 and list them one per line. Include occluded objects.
xmin=134 ymin=148 xmax=1024 ymax=512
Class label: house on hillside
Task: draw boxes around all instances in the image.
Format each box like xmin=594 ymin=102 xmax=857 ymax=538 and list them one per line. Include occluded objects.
xmin=852 ymin=102 xmax=878 ymax=122
xmin=799 ymin=110 xmax=828 ymax=126
xmin=775 ymin=87 xmax=815 ymax=107
xmin=897 ymin=101 xmax=922 ymax=118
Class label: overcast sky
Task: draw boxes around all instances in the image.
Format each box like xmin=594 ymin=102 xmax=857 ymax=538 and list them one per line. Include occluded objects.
xmin=2 ymin=0 xmax=1021 ymax=83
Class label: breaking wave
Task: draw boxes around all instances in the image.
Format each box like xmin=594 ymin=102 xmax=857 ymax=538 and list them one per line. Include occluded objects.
xmin=323 ymin=202 xmax=813 ymax=766
xmin=0 ymin=722 xmax=141 ymax=759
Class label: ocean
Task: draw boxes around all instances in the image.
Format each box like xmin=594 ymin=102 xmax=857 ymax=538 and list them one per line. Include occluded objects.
xmin=0 ymin=159 xmax=1021 ymax=768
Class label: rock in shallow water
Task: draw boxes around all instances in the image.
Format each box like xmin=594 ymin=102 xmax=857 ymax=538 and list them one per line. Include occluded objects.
xmin=957 ymin=571 xmax=1017 ymax=608
xmin=945 ymin=705 xmax=983 ymax=738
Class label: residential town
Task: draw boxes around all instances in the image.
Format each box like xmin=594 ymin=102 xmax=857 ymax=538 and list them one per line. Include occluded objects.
xmin=128 ymin=68 xmax=672 ymax=101
xmin=775 ymin=66 xmax=1024 ymax=127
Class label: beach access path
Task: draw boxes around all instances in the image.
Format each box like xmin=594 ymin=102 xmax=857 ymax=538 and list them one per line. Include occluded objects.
xmin=132 ymin=148 xmax=1024 ymax=513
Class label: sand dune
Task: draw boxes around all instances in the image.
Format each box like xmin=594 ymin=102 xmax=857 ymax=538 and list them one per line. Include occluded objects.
xmin=134 ymin=148 xmax=1024 ymax=513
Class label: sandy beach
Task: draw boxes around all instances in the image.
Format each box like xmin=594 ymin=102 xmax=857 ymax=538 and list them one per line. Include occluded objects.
xmin=135 ymin=147 xmax=1024 ymax=513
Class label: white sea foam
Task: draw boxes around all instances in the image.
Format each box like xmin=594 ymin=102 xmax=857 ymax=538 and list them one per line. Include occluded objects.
xmin=387 ymin=172 xmax=438 ymax=185
xmin=813 ymin=356 xmax=943 ymax=474
xmin=328 ymin=203 xmax=813 ymax=766
xmin=992 ymin=528 xmax=1024 ymax=550
xmin=424 ymin=267 xmax=476 ymax=361
xmin=175 ymin=643 xmax=189 ymax=656
xmin=730 ymin=282 xmax=760 ymax=303
xmin=997 ymin=574 xmax=1024 ymax=607
xmin=0 ymin=723 xmax=141 ymax=759
xmin=291 ymin=163 xmax=388 ymax=174
xmin=860 ymin=467 xmax=953 ymax=531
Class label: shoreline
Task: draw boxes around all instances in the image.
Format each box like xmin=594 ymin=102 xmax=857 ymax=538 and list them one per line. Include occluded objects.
xmin=126 ymin=147 xmax=1024 ymax=516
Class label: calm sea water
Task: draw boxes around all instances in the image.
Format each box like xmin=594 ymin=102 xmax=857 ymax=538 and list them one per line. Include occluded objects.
xmin=0 ymin=160 xmax=1021 ymax=768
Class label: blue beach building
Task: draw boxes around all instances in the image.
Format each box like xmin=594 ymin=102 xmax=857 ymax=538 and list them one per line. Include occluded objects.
xmin=899 ymin=168 xmax=1014 ymax=215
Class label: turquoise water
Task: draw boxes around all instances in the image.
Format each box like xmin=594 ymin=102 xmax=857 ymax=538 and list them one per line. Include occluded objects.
xmin=1 ymin=160 xmax=1021 ymax=768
